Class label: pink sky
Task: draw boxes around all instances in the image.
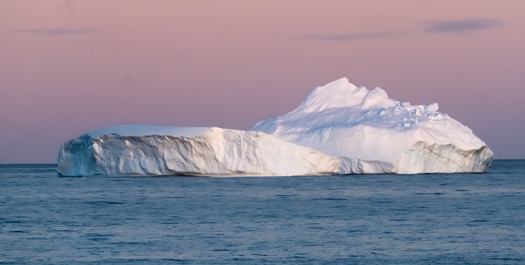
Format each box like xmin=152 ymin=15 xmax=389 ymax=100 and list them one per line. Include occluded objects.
xmin=1 ymin=0 xmax=524 ymax=163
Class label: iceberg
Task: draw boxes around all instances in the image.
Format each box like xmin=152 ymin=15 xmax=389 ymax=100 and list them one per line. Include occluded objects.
xmin=58 ymin=78 xmax=493 ymax=176
xmin=58 ymin=126 xmax=339 ymax=177
xmin=252 ymin=78 xmax=493 ymax=174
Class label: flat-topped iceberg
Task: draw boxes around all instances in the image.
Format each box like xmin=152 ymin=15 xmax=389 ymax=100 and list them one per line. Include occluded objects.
xmin=58 ymin=78 xmax=493 ymax=176
xmin=58 ymin=126 xmax=339 ymax=177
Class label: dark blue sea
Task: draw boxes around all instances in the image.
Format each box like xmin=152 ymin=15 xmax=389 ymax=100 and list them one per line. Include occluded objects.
xmin=1 ymin=160 xmax=524 ymax=264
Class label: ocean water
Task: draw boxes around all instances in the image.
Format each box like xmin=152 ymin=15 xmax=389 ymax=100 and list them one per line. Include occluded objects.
xmin=1 ymin=160 xmax=524 ymax=265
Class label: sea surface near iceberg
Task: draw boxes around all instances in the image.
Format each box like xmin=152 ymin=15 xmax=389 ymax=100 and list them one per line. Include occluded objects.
xmin=1 ymin=160 xmax=524 ymax=265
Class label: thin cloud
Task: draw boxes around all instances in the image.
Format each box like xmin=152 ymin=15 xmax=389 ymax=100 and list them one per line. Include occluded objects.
xmin=12 ymin=28 xmax=100 ymax=36
xmin=424 ymin=19 xmax=504 ymax=34
xmin=301 ymin=31 xmax=409 ymax=41
xmin=301 ymin=18 xmax=504 ymax=42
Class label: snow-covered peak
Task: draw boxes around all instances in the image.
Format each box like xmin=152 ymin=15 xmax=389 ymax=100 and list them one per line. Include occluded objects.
xmin=252 ymin=78 xmax=487 ymax=162
xmin=360 ymin=87 xmax=397 ymax=109
xmin=294 ymin=77 xmax=397 ymax=113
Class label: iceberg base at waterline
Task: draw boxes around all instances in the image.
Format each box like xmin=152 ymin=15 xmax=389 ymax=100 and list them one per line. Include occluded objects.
xmin=57 ymin=78 xmax=493 ymax=176
xmin=393 ymin=142 xmax=493 ymax=174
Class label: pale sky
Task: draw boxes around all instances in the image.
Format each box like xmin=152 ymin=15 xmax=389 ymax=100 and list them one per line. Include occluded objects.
xmin=1 ymin=0 xmax=524 ymax=163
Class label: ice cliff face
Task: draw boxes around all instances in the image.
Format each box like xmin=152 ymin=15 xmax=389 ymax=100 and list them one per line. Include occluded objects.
xmin=58 ymin=126 xmax=339 ymax=177
xmin=58 ymin=78 xmax=493 ymax=176
xmin=252 ymin=78 xmax=493 ymax=173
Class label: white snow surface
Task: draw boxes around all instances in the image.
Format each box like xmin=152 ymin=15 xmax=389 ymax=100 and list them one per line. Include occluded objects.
xmin=58 ymin=78 xmax=493 ymax=176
